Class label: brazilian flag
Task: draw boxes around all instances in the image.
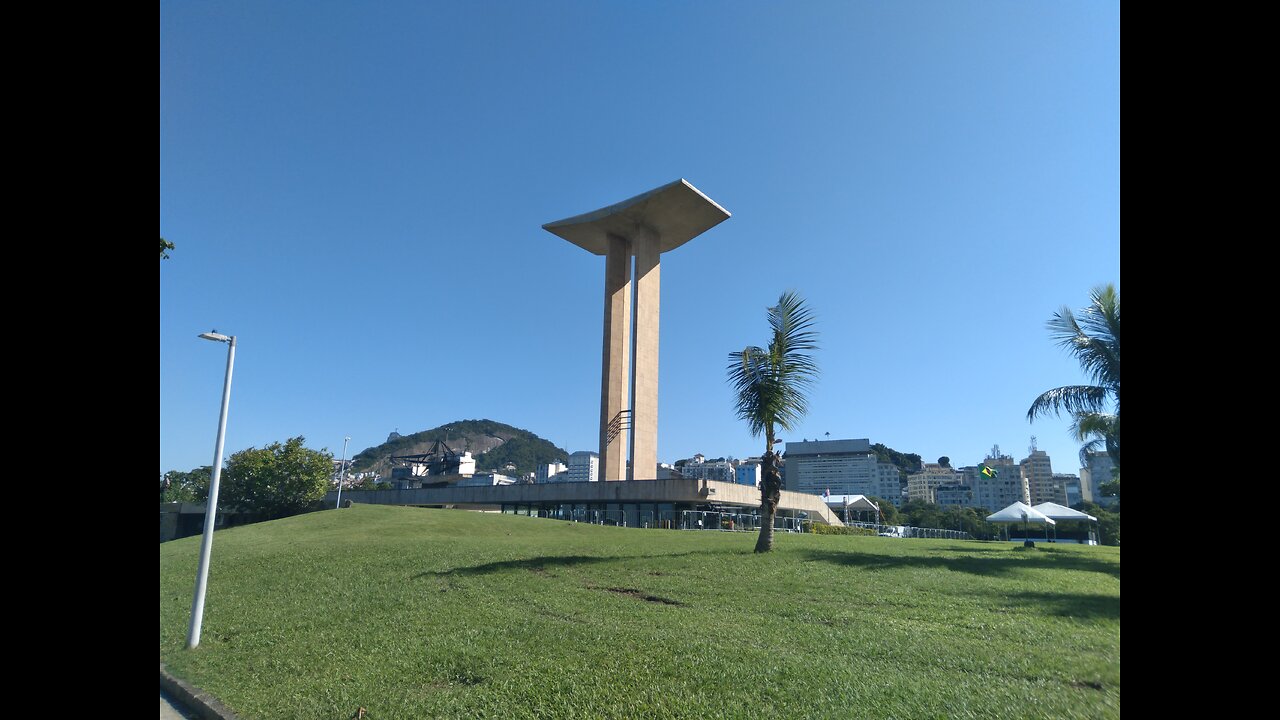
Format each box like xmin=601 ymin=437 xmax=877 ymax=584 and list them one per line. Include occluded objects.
xmin=980 ymin=464 xmax=998 ymax=479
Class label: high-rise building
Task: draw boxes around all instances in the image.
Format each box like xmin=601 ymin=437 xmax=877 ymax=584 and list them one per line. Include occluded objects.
xmin=567 ymin=451 xmax=599 ymax=483
xmin=1021 ymin=449 xmax=1056 ymax=505
xmin=783 ymin=438 xmax=901 ymax=500
xmin=875 ymin=463 xmax=905 ymax=505
xmin=970 ymin=446 xmax=1030 ymax=508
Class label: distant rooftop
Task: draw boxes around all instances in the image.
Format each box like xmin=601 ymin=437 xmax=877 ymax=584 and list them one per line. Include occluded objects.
xmin=784 ymin=438 xmax=872 ymax=455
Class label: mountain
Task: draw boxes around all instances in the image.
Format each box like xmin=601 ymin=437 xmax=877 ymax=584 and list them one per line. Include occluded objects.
xmin=350 ymin=419 xmax=569 ymax=478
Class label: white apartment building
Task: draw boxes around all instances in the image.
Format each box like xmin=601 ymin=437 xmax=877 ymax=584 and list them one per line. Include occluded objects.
xmin=679 ymin=457 xmax=736 ymax=483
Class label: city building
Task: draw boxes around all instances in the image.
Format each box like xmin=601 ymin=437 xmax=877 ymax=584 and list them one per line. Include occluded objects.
xmin=783 ymin=438 xmax=902 ymax=500
xmin=907 ymin=463 xmax=963 ymax=504
xmin=458 ymin=473 xmax=519 ymax=487
xmin=536 ymin=462 xmax=568 ymax=483
xmin=567 ymin=451 xmax=600 ymax=483
xmin=977 ymin=447 xmax=1030 ymax=506
xmin=1021 ymin=449 xmax=1056 ymax=505
xmin=1080 ymin=451 xmax=1117 ymax=506
xmin=958 ymin=459 xmax=1026 ymax=512
xmin=679 ymin=456 xmax=736 ymax=483
xmin=876 ymin=463 xmax=905 ymax=505
xmin=736 ymin=460 xmax=762 ymax=488
xmin=1055 ymin=473 xmax=1083 ymax=506
xmin=935 ymin=483 xmax=974 ymax=507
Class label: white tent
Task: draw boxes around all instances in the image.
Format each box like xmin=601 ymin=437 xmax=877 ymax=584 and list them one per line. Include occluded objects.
xmin=986 ymin=501 xmax=1056 ymax=524
xmin=1033 ymin=502 xmax=1099 ymax=545
xmin=823 ymin=494 xmax=882 ymax=524
xmin=1032 ymin=502 xmax=1097 ymax=522
xmin=825 ymin=494 xmax=881 ymax=512
xmin=986 ymin=502 xmax=1054 ymax=543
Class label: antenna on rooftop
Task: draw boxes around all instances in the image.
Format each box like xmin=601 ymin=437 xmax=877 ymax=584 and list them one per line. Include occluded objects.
xmin=1029 ymin=435 xmax=1038 ymax=454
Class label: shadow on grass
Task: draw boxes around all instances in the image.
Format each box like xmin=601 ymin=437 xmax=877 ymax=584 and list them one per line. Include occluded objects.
xmin=413 ymin=550 xmax=727 ymax=579
xmin=997 ymin=590 xmax=1120 ymax=620
xmin=797 ymin=546 xmax=1120 ymax=581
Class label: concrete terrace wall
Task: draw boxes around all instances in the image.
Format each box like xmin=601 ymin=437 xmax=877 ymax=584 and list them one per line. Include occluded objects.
xmin=329 ymin=478 xmax=843 ymax=526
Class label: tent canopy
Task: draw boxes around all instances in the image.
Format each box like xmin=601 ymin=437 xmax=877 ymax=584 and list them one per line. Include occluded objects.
xmin=1032 ymin=502 xmax=1097 ymax=522
xmin=824 ymin=495 xmax=881 ymax=512
xmin=986 ymin=501 xmax=1056 ymax=525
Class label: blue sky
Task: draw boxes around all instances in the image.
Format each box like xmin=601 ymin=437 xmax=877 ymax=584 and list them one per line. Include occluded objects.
xmin=160 ymin=1 xmax=1119 ymax=478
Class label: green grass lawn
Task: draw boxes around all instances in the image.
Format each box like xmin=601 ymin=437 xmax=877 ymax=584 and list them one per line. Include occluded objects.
xmin=159 ymin=504 xmax=1119 ymax=719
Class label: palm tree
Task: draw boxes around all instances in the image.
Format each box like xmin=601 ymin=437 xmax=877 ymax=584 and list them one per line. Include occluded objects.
xmin=1027 ymin=284 xmax=1120 ymax=469
xmin=728 ymin=291 xmax=819 ymax=553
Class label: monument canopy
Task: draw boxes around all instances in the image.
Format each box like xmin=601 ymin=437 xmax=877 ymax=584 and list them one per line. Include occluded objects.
xmin=542 ymin=178 xmax=731 ymax=255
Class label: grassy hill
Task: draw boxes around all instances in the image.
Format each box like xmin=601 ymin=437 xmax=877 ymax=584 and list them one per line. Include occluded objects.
xmin=159 ymin=505 xmax=1120 ymax=719
xmin=350 ymin=419 xmax=568 ymax=477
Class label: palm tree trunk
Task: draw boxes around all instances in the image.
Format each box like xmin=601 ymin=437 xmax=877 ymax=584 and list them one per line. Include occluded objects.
xmin=754 ymin=446 xmax=781 ymax=553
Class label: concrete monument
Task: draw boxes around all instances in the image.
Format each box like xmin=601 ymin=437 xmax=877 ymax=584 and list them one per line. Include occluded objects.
xmin=543 ymin=179 xmax=730 ymax=480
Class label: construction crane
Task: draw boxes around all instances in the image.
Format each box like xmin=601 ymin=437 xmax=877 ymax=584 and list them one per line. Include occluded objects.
xmin=390 ymin=438 xmax=468 ymax=477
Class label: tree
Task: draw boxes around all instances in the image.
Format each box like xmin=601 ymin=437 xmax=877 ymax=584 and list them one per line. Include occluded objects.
xmin=727 ymin=291 xmax=819 ymax=553
xmin=220 ymin=437 xmax=334 ymax=518
xmin=1027 ymin=284 xmax=1120 ymax=469
xmin=1098 ymin=475 xmax=1120 ymax=505
xmin=160 ymin=237 xmax=174 ymax=259
xmin=937 ymin=456 xmax=951 ymax=467
xmin=160 ymin=466 xmax=211 ymax=504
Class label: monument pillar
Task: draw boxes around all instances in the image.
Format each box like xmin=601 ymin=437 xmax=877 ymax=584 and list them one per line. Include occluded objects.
xmin=629 ymin=228 xmax=660 ymax=480
xmin=600 ymin=234 xmax=631 ymax=482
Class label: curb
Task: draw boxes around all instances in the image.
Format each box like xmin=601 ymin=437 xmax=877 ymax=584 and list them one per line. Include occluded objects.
xmin=160 ymin=664 xmax=240 ymax=720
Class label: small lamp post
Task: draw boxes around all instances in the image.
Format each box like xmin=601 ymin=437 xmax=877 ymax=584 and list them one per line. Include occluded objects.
xmin=187 ymin=331 xmax=236 ymax=649
xmin=335 ymin=436 xmax=351 ymax=508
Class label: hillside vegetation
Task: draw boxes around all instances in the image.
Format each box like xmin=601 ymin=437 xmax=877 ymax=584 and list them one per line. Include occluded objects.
xmin=160 ymin=505 xmax=1120 ymax=719
xmin=351 ymin=419 xmax=568 ymax=477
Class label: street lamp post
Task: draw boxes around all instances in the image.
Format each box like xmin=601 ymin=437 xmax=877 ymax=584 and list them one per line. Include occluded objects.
xmin=335 ymin=436 xmax=351 ymax=509
xmin=187 ymin=331 xmax=236 ymax=650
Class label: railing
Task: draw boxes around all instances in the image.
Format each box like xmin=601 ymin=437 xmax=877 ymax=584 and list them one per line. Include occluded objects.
xmin=495 ymin=504 xmax=973 ymax=540
xmin=605 ymin=410 xmax=632 ymax=444
xmin=675 ymin=514 xmax=973 ymax=540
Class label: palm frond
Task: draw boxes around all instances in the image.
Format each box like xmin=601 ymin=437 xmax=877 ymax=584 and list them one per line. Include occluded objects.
xmin=1071 ymin=412 xmax=1116 ymax=442
xmin=1077 ymin=436 xmax=1107 ymax=468
xmin=1027 ymin=385 xmax=1109 ymax=421
xmin=728 ymin=291 xmax=820 ymax=442
xmin=1032 ymin=284 xmax=1120 ymax=470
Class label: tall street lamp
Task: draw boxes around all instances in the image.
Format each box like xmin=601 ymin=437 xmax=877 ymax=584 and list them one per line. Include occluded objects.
xmin=187 ymin=331 xmax=236 ymax=650
xmin=335 ymin=436 xmax=351 ymax=508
